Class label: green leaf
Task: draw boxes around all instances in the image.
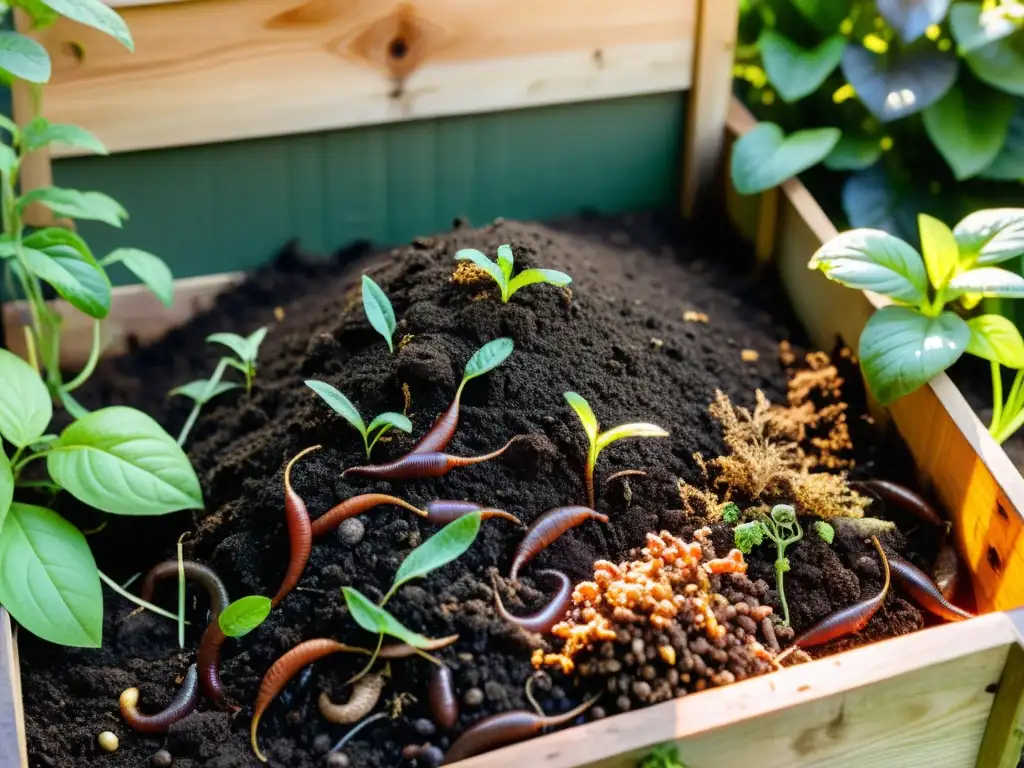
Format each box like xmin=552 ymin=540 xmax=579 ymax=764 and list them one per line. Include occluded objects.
xmin=823 ymin=134 xmax=884 ymax=172
xmin=342 ymin=587 xmax=431 ymax=647
xmin=205 ymin=332 xmax=249 ymax=361
xmin=965 ymin=29 xmax=1024 ymax=95
xmin=966 ymin=314 xmax=1024 ymax=368
xmin=859 ymin=306 xmax=970 ymax=405
xmin=367 ymin=412 xmax=413 ymax=435
xmin=17 ymin=187 xmax=126 ymax=227
xmin=758 ymin=32 xmax=846 ymax=103
xmin=169 ymin=379 xmax=241 ymax=404
xmin=922 ymin=84 xmax=1015 ymax=180
xmin=390 ymin=511 xmax=481 ymax=596
xmin=814 ymin=520 xmax=835 ymax=544
xmin=101 ymin=248 xmax=173 ymax=306
xmin=0 ymin=348 xmax=51 ymax=448
xmin=808 ymin=228 xmax=928 ymax=304
xmin=361 ymin=275 xmax=396 ymax=352
xmin=48 ymin=406 xmax=204 ymax=515
xmin=38 ymin=0 xmax=133 ymax=50
xmin=947 ymin=266 xmax=1024 ymax=298
xmin=953 ymin=208 xmax=1024 ymax=265
xmin=454 ymin=248 xmax=506 ymax=293
xmin=595 ymin=423 xmax=670 ymax=455
xmin=877 ymin=0 xmax=952 ymax=43
xmin=0 ymin=503 xmax=102 ymax=647
xmin=243 ymin=327 xmax=268 ymax=363
xmin=981 ymin=103 xmax=1024 ymax=180
xmin=496 ymin=244 xmax=514 ymax=280
xmin=918 ymin=214 xmax=961 ymax=289
xmin=218 ymin=595 xmax=272 ymax=638
xmin=730 ymin=122 xmax=840 ymax=195
xmin=0 ymin=31 xmax=51 ymax=84
xmin=305 ymin=380 xmax=365 ymax=435
xmin=841 ymin=44 xmax=958 ymax=122
xmin=0 ymin=452 xmax=12 ymax=535
xmin=790 ymin=0 xmax=853 ymax=33
xmin=564 ymin=391 xmax=598 ymax=443
xmin=507 ymin=268 xmax=573 ymax=297
xmin=721 ymin=502 xmax=741 ymax=524
xmin=950 ymin=2 xmax=1019 ymax=53
xmin=23 ymin=226 xmax=94 ymax=261
xmin=841 ymin=165 xmax=922 ymax=244
xmin=463 ymin=337 xmax=514 ymax=383
xmin=22 ymin=245 xmax=111 ymax=319
xmin=21 ymin=118 xmax=106 ymax=155
xmin=734 ymin=520 xmax=765 ymax=554
xmin=771 ymin=504 xmax=797 ymax=526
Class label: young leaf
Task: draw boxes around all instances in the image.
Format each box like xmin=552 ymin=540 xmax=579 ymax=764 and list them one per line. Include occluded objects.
xmin=953 ymin=209 xmax=1024 ymax=266
xmin=964 ymin=29 xmax=1024 ymax=96
xmin=38 ymin=0 xmax=133 ymax=50
xmin=169 ymin=379 xmax=242 ymax=404
xmin=595 ymin=423 xmax=670 ymax=455
xmin=496 ymin=244 xmax=514 ymax=280
xmin=814 ymin=520 xmax=835 ymax=544
xmin=564 ymin=391 xmax=598 ymax=443
xmin=947 ymin=267 xmax=1024 ymax=298
xmin=388 ymin=511 xmax=482 ymax=598
xmin=218 ymin=595 xmax=272 ymax=638
xmin=721 ymin=502 xmax=741 ymax=524
xmin=366 ymin=412 xmax=413 ymax=435
xmin=17 ymin=187 xmax=127 ymax=227
xmin=858 ymin=306 xmax=970 ymax=405
xmin=361 ymin=275 xmax=397 ymax=352
xmin=454 ymin=248 xmax=506 ymax=293
xmin=922 ymin=84 xmax=1015 ymax=180
xmin=23 ymin=226 xmax=94 ymax=261
xmin=463 ymin=337 xmax=514 ymax=383
xmin=808 ymin=228 xmax=928 ymax=304
xmin=0 ymin=452 xmax=12 ymax=534
xmin=243 ymin=327 xmax=269 ymax=363
xmin=771 ymin=504 xmax=797 ymax=526
xmin=731 ymin=122 xmax=841 ymax=195
xmin=305 ymin=380 xmax=366 ymax=435
xmin=981 ymin=104 xmax=1024 ymax=181
xmin=22 ymin=245 xmax=111 ymax=319
xmin=789 ymin=0 xmax=853 ymax=33
xmin=918 ymin=214 xmax=961 ymax=289
xmin=841 ymin=44 xmax=958 ymax=122
xmin=758 ymin=31 xmax=846 ymax=103
xmin=21 ymin=118 xmax=107 ymax=155
xmin=507 ymin=268 xmax=573 ymax=297
xmin=0 ymin=31 xmax=51 ymax=84
xmin=206 ymin=332 xmax=250 ymax=362
xmin=966 ymin=315 xmax=1024 ymax=369
xmin=877 ymin=0 xmax=952 ymax=43
xmin=823 ymin=134 xmax=884 ymax=172
xmin=0 ymin=348 xmax=52 ymax=448
xmin=342 ymin=587 xmax=430 ymax=648
xmin=734 ymin=521 xmax=765 ymax=554
xmin=950 ymin=2 xmax=1019 ymax=53
xmin=47 ymin=406 xmax=204 ymax=515
xmin=0 ymin=503 xmax=102 ymax=647
xmin=101 ymin=248 xmax=173 ymax=306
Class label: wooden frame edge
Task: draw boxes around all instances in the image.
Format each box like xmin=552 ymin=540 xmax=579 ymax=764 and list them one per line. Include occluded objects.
xmin=0 ymin=609 xmax=26 ymax=768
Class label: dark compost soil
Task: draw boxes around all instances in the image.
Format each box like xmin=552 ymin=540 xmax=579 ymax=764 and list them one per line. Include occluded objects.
xmin=18 ymin=212 xmax=936 ymax=768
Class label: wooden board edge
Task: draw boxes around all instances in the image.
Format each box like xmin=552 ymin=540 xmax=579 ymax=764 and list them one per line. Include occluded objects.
xmin=0 ymin=609 xmax=27 ymax=768
xmin=451 ymin=612 xmax=1018 ymax=767
xmin=976 ymin=609 xmax=1024 ymax=768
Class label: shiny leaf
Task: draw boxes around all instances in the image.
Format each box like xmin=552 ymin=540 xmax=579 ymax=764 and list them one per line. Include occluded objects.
xmin=841 ymin=44 xmax=958 ymax=122
xmin=361 ymin=275 xmax=396 ymax=352
xmin=966 ymin=314 xmax=1024 ymax=368
xmin=922 ymin=83 xmax=1015 ymax=179
xmin=0 ymin=348 xmax=51 ymax=448
xmin=759 ymin=32 xmax=846 ymax=102
xmin=953 ymin=208 xmax=1024 ymax=265
xmin=564 ymin=391 xmax=598 ymax=443
xmin=218 ymin=595 xmax=272 ymax=638
xmin=305 ymin=380 xmax=366 ymax=436
xmin=808 ymin=228 xmax=928 ymax=303
xmin=462 ymin=337 xmax=514 ymax=383
xmin=343 ymin=587 xmax=431 ymax=648
xmin=731 ymin=122 xmax=840 ymax=194
xmin=918 ymin=214 xmax=961 ymax=289
xmin=877 ymin=0 xmax=952 ymax=42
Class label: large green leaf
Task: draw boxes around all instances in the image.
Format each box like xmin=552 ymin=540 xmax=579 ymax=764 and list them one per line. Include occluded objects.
xmin=218 ymin=595 xmax=271 ymax=638
xmin=0 ymin=31 xmax=50 ymax=84
xmin=22 ymin=245 xmax=111 ymax=319
xmin=947 ymin=266 xmax=1024 ymax=298
xmin=966 ymin=314 xmax=1024 ymax=368
xmin=463 ymin=337 xmax=514 ymax=382
xmin=361 ymin=274 xmax=396 ymax=352
xmin=342 ymin=587 xmax=430 ymax=648
xmin=304 ymin=380 xmax=365 ymax=435
xmin=860 ymin=307 xmax=970 ymax=405
xmin=758 ymin=32 xmax=846 ymax=103
xmin=950 ymin=1 xmax=1020 ymax=53
xmin=101 ymin=248 xmax=173 ymax=306
xmin=808 ymin=228 xmax=928 ymax=303
xmin=981 ymin=102 xmax=1024 ymax=181
xmin=21 ymin=118 xmax=106 ymax=155
xmin=0 ymin=452 xmax=12 ymax=535
xmin=0 ymin=348 xmax=51 ymax=448
xmin=877 ymin=0 xmax=952 ymax=43
xmin=841 ymin=44 xmax=958 ymax=122
xmin=389 ymin=512 xmax=481 ymax=598
xmin=48 ymin=406 xmax=203 ymax=515
xmin=922 ymin=83 xmax=1015 ymax=180
xmin=23 ymin=226 xmax=94 ymax=261
xmin=730 ymin=122 xmax=840 ymax=195
xmin=39 ymin=0 xmax=133 ymax=49
xmin=17 ymin=187 xmax=126 ymax=227
xmin=0 ymin=503 xmax=102 ymax=647
xmin=953 ymin=209 xmax=1024 ymax=265
xmin=824 ymin=134 xmax=884 ymax=171
xmin=918 ymin=214 xmax=961 ymax=289
xmin=965 ymin=29 xmax=1024 ymax=95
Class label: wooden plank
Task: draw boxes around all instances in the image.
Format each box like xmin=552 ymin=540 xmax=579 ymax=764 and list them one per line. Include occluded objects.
xmin=0 ymin=610 xmax=27 ymax=768
xmin=680 ymin=0 xmax=739 ymax=218
xmin=724 ymin=97 xmax=1024 ymax=613
xmin=452 ymin=612 xmax=1017 ymax=767
xmin=18 ymin=0 xmax=698 ymax=158
xmin=976 ymin=608 xmax=1024 ymax=768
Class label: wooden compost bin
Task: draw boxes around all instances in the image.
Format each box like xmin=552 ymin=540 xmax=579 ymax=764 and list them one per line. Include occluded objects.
xmin=3 ymin=1 xmax=1024 ymax=766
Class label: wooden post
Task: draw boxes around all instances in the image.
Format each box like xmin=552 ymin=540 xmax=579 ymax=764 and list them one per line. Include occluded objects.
xmin=681 ymin=0 xmax=739 ymax=219
xmin=976 ymin=608 xmax=1024 ymax=768
xmin=0 ymin=609 xmax=27 ymax=768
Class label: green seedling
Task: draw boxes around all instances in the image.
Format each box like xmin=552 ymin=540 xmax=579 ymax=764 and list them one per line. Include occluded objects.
xmin=218 ymin=595 xmax=273 ymax=638
xmin=362 ymin=274 xmax=397 ymax=352
xmin=455 ymin=244 xmax=572 ymax=303
xmin=564 ymin=391 xmax=669 ymax=508
xmin=810 ymin=209 xmax=1024 ymax=444
xmin=305 ymin=380 xmax=413 ymax=458
xmin=814 ymin=520 xmax=835 ymax=544
xmin=734 ymin=504 xmax=806 ymax=627
xmin=208 ymin=328 xmax=268 ymax=394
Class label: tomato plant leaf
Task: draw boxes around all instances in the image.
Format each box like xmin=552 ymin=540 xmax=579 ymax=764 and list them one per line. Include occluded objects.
xmin=877 ymin=0 xmax=952 ymax=42
xmin=954 ymin=208 xmax=1024 ymax=265
xmin=758 ymin=31 xmax=846 ymax=103
xmin=841 ymin=44 xmax=958 ymax=122
xmin=0 ymin=348 xmax=51 ymax=448
xmin=730 ymin=122 xmax=840 ymax=195
xmin=361 ymin=275 xmax=396 ymax=352
xmin=922 ymin=83 xmax=1015 ymax=180
xmin=0 ymin=31 xmax=51 ymax=84
xmin=343 ymin=587 xmax=431 ymax=647
xmin=101 ymin=248 xmax=173 ymax=306
xmin=808 ymin=228 xmax=928 ymax=304
xmin=966 ymin=314 xmax=1024 ymax=368
xmin=218 ymin=595 xmax=272 ymax=638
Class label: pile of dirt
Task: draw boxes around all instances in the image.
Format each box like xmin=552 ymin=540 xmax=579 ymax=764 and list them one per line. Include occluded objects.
xmin=18 ymin=212 xmax=926 ymax=768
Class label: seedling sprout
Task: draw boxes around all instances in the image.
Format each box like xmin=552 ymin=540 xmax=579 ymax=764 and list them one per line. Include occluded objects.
xmin=304 ymin=380 xmax=413 ymax=458
xmin=362 ymin=274 xmax=397 ymax=352
xmin=455 ymin=244 xmax=572 ymax=302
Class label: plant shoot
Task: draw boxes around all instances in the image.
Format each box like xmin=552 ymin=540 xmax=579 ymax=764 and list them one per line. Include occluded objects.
xmin=304 ymin=380 xmax=412 ymax=458
xmin=362 ymin=274 xmax=397 ymax=352
xmin=218 ymin=595 xmax=272 ymax=638
xmin=734 ymin=503 xmax=803 ymax=626
xmin=455 ymin=244 xmax=572 ymax=303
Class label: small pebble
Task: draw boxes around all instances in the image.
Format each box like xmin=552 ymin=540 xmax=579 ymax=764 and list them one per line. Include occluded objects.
xmin=413 ymin=718 xmax=436 ymax=736
xmin=151 ymin=750 xmax=173 ymax=768
xmin=590 ymin=706 xmax=606 ymax=720
xmin=337 ymin=518 xmax=365 ymax=546
xmin=463 ymin=688 xmax=484 ymax=707
xmin=421 ymin=745 xmax=445 ymax=766
xmin=312 ymin=734 xmax=332 ymax=754
xmin=97 ymin=732 xmax=119 ymax=753
xmin=326 ymin=753 xmax=350 ymax=768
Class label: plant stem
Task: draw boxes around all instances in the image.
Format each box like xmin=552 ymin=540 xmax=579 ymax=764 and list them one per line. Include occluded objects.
xmin=12 ymin=447 xmax=53 ymax=477
xmin=329 ymin=712 xmax=388 ymax=754
xmin=63 ymin=321 xmax=102 ymax=393
xmin=347 ymin=633 xmax=383 ymax=684
xmin=1005 ymin=369 xmax=1024 ymax=421
xmin=775 ymin=547 xmax=790 ymax=627
xmin=177 ymin=535 xmax=186 ymax=650
xmin=177 ymin=358 xmax=229 ymax=446
xmin=585 ymin=443 xmax=596 ymax=509
xmin=994 ymin=404 xmax=1024 ymax=445
xmin=9 ymin=445 xmax=25 ymax=470
xmin=990 ymin=360 xmax=1004 ymax=435
xmin=97 ymin=570 xmax=189 ymax=624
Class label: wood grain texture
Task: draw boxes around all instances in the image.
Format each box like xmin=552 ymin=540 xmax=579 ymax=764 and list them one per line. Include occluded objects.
xmin=18 ymin=0 xmax=698 ymax=157
xmin=976 ymin=638 xmax=1024 ymax=768
xmin=724 ymin=97 xmax=1024 ymax=614
xmin=450 ymin=612 xmax=1018 ymax=767
xmin=0 ymin=610 xmax=26 ymax=768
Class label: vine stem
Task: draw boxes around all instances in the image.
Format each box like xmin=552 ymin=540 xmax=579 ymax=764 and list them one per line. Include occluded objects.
xmin=63 ymin=321 xmax=103 ymax=393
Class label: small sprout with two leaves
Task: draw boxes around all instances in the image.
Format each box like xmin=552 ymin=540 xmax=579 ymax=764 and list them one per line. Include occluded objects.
xmin=734 ymin=504 xmax=807 ymax=627
xmin=455 ymin=244 xmax=572 ymax=303
xmin=218 ymin=595 xmax=273 ymax=638
xmin=564 ymin=391 xmax=669 ymax=508
xmin=207 ymin=328 xmax=269 ymax=394
xmin=362 ymin=274 xmax=397 ymax=353
xmin=304 ymin=380 xmax=413 ymax=459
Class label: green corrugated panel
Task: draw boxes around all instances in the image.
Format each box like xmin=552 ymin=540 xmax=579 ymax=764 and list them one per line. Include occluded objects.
xmin=53 ymin=94 xmax=685 ymax=284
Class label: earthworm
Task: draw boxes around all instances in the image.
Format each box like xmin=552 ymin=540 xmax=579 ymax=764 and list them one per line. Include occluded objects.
xmin=409 ymin=389 xmax=463 ymax=455
xmin=197 ymin=622 xmax=231 ymax=708
xmin=272 ymin=445 xmax=322 ymax=608
xmin=342 ymin=436 xmax=522 ymax=481
xmin=138 ymin=560 xmax=230 ymax=620
xmin=251 ymin=638 xmax=378 ymax=762
xmin=509 ymin=506 xmax=609 ymax=580
xmin=318 ymin=672 xmax=386 ymax=724
xmin=932 ymin=540 xmax=961 ymax=600
xmin=888 ymin=553 xmax=974 ymax=622
xmin=119 ymin=664 xmax=200 ymax=734
xmin=310 ymin=493 xmax=427 ymax=538
xmin=493 ymin=569 xmax=573 ymax=634
xmin=793 ymin=536 xmax=890 ymax=649
xmin=379 ymin=633 xmax=460 ymax=659
xmin=850 ymin=479 xmax=945 ymax=527
xmin=442 ymin=694 xmax=601 ymax=764
xmin=428 ymin=665 xmax=459 ymax=730
xmin=425 ymin=500 xmax=522 ymax=526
